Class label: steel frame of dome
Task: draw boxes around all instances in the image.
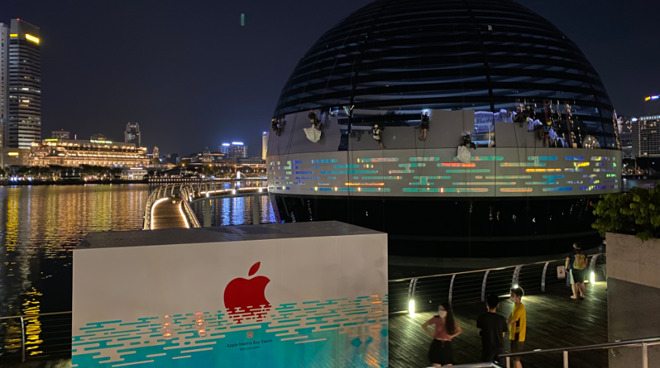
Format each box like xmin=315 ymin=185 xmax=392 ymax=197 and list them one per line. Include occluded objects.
xmin=274 ymin=0 xmax=616 ymax=149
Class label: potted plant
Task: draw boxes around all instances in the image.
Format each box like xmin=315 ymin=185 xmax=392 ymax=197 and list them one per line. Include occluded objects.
xmin=591 ymin=187 xmax=660 ymax=368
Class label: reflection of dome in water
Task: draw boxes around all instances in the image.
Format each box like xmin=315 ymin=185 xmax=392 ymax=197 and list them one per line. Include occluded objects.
xmin=275 ymin=0 xmax=615 ymax=146
xmin=267 ymin=0 xmax=621 ymax=257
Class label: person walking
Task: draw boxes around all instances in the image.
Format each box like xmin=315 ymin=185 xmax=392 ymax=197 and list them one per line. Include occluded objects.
xmin=477 ymin=294 xmax=508 ymax=365
xmin=422 ymin=303 xmax=463 ymax=367
xmin=565 ymin=242 xmax=587 ymax=299
xmin=507 ymin=287 xmax=526 ymax=368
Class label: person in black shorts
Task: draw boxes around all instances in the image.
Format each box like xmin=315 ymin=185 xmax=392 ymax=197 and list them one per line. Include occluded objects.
xmin=477 ymin=294 xmax=508 ymax=364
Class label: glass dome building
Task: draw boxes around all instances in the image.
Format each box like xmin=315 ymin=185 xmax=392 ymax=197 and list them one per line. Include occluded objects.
xmin=266 ymin=0 xmax=621 ymax=257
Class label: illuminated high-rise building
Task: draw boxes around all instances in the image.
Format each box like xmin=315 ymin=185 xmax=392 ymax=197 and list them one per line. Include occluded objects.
xmin=262 ymin=131 xmax=268 ymax=160
xmin=633 ymin=95 xmax=660 ymax=158
xmin=219 ymin=141 xmax=248 ymax=158
xmin=124 ymin=122 xmax=141 ymax=147
xmin=3 ymin=19 xmax=41 ymax=150
xmin=0 ymin=23 xmax=7 ymax=167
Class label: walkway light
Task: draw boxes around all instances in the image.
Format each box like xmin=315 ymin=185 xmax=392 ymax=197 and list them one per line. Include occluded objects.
xmin=590 ymin=271 xmax=596 ymax=284
xmin=408 ymin=299 xmax=415 ymax=315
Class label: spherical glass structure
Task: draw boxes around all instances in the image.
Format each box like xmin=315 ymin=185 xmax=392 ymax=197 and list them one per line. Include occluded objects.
xmin=267 ymin=0 xmax=621 ymax=257
xmin=275 ymin=0 xmax=616 ymax=149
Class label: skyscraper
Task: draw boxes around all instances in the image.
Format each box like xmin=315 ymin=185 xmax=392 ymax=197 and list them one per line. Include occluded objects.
xmin=124 ymin=122 xmax=141 ymax=147
xmin=219 ymin=141 xmax=247 ymax=158
xmin=261 ymin=131 xmax=268 ymax=160
xmin=3 ymin=19 xmax=41 ymax=151
xmin=0 ymin=23 xmax=7 ymax=167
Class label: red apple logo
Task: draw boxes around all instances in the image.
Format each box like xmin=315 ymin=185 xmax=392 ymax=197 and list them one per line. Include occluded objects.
xmin=223 ymin=262 xmax=271 ymax=324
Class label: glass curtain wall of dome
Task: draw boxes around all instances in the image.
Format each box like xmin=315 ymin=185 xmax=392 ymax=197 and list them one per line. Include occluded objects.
xmin=266 ymin=0 xmax=620 ymax=257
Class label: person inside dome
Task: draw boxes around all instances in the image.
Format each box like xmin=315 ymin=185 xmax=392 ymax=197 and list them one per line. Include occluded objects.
xmin=372 ymin=124 xmax=385 ymax=149
xmin=309 ymin=111 xmax=322 ymax=130
xmin=420 ymin=111 xmax=430 ymax=141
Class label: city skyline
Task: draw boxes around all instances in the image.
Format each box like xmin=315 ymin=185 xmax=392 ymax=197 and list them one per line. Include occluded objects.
xmin=0 ymin=0 xmax=658 ymax=155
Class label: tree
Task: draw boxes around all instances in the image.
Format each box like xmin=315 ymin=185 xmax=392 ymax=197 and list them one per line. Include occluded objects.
xmin=592 ymin=187 xmax=660 ymax=241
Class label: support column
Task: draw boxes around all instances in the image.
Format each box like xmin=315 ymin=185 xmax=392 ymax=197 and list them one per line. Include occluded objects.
xmin=252 ymin=195 xmax=261 ymax=225
xmin=203 ymin=199 xmax=212 ymax=227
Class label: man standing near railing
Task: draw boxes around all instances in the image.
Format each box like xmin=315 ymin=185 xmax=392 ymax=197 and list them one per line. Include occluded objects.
xmin=507 ymin=287 xmax=526 ymax=368
xmin=477 ymin=294 xmax=508 ymax=365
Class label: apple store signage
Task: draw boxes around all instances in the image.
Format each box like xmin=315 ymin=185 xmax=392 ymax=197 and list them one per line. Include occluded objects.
xmin=72 ymin=230 xmax=388 ymax=367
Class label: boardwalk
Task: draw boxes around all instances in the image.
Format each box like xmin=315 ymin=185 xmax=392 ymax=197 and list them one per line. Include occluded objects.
xmin=389 ymin=281 xmax=608 ymax=368
xmin=150 ymin=197 xmax=188 ymax=229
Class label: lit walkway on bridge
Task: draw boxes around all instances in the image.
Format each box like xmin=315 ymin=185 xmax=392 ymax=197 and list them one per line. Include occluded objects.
xmin=150 ymin=197 xmax=189 ymax=229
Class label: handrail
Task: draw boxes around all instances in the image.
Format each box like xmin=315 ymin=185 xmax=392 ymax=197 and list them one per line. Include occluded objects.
xmin=0 ymin=311 xmax=73 ymax=363
xmin=0 ymin=311 xmax=71 ymax=321
xmin=390 ymin=258 xmax=566 ymax=283
xmin=500 ymin=336 xmax=660 ymax=368
xmin=143 ymin=182 xmax=269 ymax=229
xmin=389 ymin=253 xmax=605 ymax=314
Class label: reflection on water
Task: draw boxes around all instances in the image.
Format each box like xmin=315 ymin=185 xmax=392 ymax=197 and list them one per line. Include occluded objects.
xmin=0 ymin=184 xmax=150 ymax=356
xmin=191 ymin=195 xmax=276 ymax=227
xmin=0 ymin=184 xmax=274 ymax=357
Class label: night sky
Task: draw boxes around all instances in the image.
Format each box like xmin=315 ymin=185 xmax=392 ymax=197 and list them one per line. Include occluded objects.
xmin=1 ymin=0 xmax=658 ymax=156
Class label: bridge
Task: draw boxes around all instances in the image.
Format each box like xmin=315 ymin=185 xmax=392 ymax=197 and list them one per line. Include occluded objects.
xmin=144 ymin=179 xmax=268 ymax=230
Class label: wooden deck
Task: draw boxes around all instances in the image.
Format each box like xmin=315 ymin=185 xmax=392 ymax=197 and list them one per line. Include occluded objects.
xmin=389 ymin=281 xmax=608 ymax=368
xmin=150 ymin=197 xmax=188 ymax=229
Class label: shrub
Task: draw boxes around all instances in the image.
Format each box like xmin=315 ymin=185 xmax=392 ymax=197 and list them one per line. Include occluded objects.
xmin=591 ymin=187 xmax=660 ymax=241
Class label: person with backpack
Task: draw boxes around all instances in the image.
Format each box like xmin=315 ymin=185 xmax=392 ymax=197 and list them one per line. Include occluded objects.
xmin=565 ymin=242 xmax=587 ymax=299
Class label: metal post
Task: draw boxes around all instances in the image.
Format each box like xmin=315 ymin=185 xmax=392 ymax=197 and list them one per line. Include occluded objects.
xmin=20 ymin=316 xmax=25 ymax=363
xmin=589 ymin=254 xmax=599 ymax=282
xmin=642 ymin=342 xmax=648 ymax=368
xmin=449 ymin=274 xmax=456 ymax=307
xmin=203 ymin=199 xmax=212 ymax=227
xmin=541 ymin=261 xmax=550 ymax=292
xmin=407 ymin=278 xmax=418 ymax=300
xmin=252 ymin=195 xmax=261 ymax=225
xmin=512 ymin=265 xmax=522 ymax=287
xmin=481 ymin=270 xmax=490 ymax=302
xmin=563 ymin=350 xmax=569 ymax=368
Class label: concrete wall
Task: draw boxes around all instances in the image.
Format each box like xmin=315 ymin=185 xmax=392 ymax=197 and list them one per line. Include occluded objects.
xmin=607 ymin=233 xmax=660 ymax=367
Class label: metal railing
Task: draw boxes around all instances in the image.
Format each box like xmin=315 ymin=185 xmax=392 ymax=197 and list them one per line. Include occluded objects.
xmin=0 ymin=311 xmax=72 ymax=363
xmin=500 ymin=336 xmax=660 ymax=368
xmin=143 ymin=182 xmax=269 ymax=229
xmin=388 ymin=254 xmax=606 ymax=314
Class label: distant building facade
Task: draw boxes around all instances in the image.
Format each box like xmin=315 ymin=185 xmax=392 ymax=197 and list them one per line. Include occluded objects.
xmin=262 ymin=131 xmax=268 ymax=160
xmin=219 ymin=141 xmax=247 ymax=158
xmin=0 ymin=23 xmax=7 ymax=167
xmin=632 ymin=95 xmax=660 ymax=158
xmin=3 ymin=19 xmax=41 ymax=151
xmin=124 ymin=122 xmax=141 ymax=147
xmin=30 ymin=137 xmax=149 ymax=167
xmin=51 ymin=130 xmax=70 ymax=140
xmin=635 ymin=116 xmax=660 ymax=157
xmin=617 ymin=116 xmax=634 ymax=159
